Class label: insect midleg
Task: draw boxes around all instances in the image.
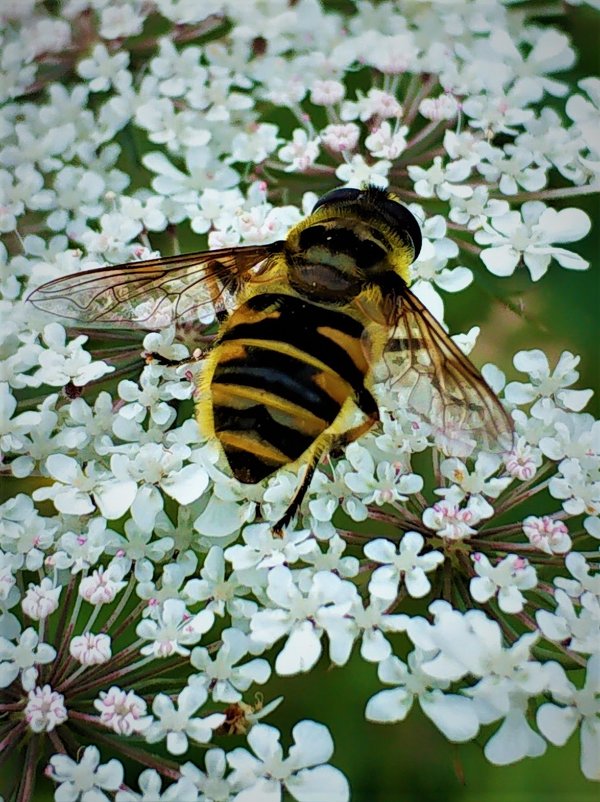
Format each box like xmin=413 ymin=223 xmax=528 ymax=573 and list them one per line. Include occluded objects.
xmin=145 ymin=348 xmax=208 ymax=367
xmin=272 ymin=387 xmax=379 ymax=535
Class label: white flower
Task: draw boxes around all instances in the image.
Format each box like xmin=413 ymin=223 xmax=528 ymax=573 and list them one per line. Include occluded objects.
xmin=344 ymin=445 xmax=424 ymax=506
xmin=77 ymin=44 xmax=130 ymax=93
xmin=366 ymin=651 xmax=480 ymax=742
xmin=48 ymin=746 xmax=124 ymax=802
xmin=0 ymin=626 xmax=55 ymax=690
xmin=35 ymin=322 xmax=115 ymax=387
xmin=137 ymin=598 xmax=214 ymax=658
xmin=278 ymin=129 xmax=320 ymax=172
xmin=320 ymin=123 xmax=360 ymax=153
xmin=21 ymin=577 xmax=61 ymax=620
xmin=522 ymin=515 xmax=572 ymax=555
xmin=227 ymin=721 xmax=349 ymax=802
xmin=33 ymin=454 xmax=137 ymax=520
xmin=476 ymin=201 xmax=591 ymax=281
xmin=536 ymin=589 xmax=600 ymax=654
xmin=25 ymin=684 xmax=68 ymax=732
xmin=365 ymin=121 xmax=408 ymax=160
xmin=249 ymin=566 xmax=355 ymax=675
xmin=364 ymin=533 xmax=444 ymax=600
xmin=144 ymin=683 xmax=225 ymax=755
xmin=70 ymin=633 xmax=112 ymax=665
xmin=408 ymin=155 xmax=472 ymax=200
xmin=225 ymin=523 xmax=313 ymax=573
xmin=437 ymin=453 xmax=513 ymax=514
xmin=79 ymin=564 xmax=127 ymax=605
xmin=470 ymin=553 xmax=538 ymax=613
xmin=422 ymin=499 xmax=484 ymax=540
xmin=95 ymin=686 xmax=152 ymax=735
xmin=179 ymin=751 xmax=232 ymax=802
xmin=549 ymin=457 xmax=600 ymax=516
xmin=310 ymin=79 xmax=345 ymax=106
xmin=537 ymin=656 xmax=600 ymax=781
xmin=116 ymin=769 xmax=199 ymax=802
xmin=506 ymin=350 xmax=593 ymax=411
xmin=335 ymin=154 xmax=391 ymax=189
xmin=420 ymin=94 xmax=460 ymax=121
xmin=341 ymin=87 xmax=402 ymax=121
xmin=189 ymin=628 xmax=271 ymax=703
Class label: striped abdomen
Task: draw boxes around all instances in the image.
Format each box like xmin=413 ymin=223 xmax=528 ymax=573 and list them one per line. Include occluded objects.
xmin=207 ymin=293 xmax=369 ymax=483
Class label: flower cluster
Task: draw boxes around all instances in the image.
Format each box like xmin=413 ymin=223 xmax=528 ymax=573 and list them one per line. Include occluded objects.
xmin=1 ymin=1 xmax=599 ymax=800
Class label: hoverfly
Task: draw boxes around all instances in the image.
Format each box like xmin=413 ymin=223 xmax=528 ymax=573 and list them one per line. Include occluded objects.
xmin=28 ymin=186 xmax=513 ymax=533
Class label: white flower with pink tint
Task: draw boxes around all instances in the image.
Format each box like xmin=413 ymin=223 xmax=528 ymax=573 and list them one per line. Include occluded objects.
xmin=95 ymin=686 xmax=151 ymax=735
xmin=523 ymin=515 xmax=572 ymax=555
xmin=21 ymin=578 xmax=61 ymax=620
xmin=25 ymin=684 xmax=67 ymax=732
xmin=70 ymin=633 xmax=112 ymax=666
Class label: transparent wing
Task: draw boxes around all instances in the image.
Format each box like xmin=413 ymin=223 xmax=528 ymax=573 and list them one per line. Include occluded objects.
xmin=385 ymin=287 xmax=514 ymax=454
xmin=26 ymin=244 xmax=280 ymax=328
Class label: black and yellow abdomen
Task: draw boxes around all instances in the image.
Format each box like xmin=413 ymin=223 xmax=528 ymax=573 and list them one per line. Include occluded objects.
xmin=197 ymin=292 xmax=371 ymax=483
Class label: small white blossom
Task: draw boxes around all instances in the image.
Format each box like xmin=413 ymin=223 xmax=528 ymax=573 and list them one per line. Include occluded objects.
xmin=145 ymin=683 xmax=225 ymax=755
xmin=523 ymin=515 xmax=572 ymax=555
xmin=366 ymin=650 xmax=480 ymax=742
xmin=0 ymin=626 xmax=56 ymax=690
xmin=537 ymin=656 xmax=600 ymax=781
xmin=137 ymin=598 xmax=214 ymax=658
xmin=48 ymin=746 xmax=124 ymax=802
xmin=94 ymin=686 xmax=152 ymax=735
xmin=21 ymin=577 xmax=61 ymax=620
xmin=227 ymin=721 xmax=350 ymax=802
xmin=190 ymin=628 xmax=271 ymax=703
xmin=25 ymin=684 xmax=68 ymax=732
xmin=470 ymin=553 xmax=538 ymax=613
xmin=70 ymin=632 xmax=112 ymax=666
xmin=364 ymin=533 xmax=444 ymax=600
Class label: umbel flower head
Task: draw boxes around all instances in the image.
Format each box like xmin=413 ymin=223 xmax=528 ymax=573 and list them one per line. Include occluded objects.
xmin=0 ymin=1 xmax=599 ymax=800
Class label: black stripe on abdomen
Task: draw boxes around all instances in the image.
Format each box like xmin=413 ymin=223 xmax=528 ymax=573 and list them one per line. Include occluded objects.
xmin=220 ymin=294 xmax=366 ymax=392
xmin=213 ymin=403 xmax=315 ymax=482
xmin=213 ymin=349 xmax=340 ymax=422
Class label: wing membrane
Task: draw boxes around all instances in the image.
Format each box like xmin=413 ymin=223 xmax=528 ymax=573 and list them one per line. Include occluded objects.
xmin=386 ymin=288 xmax=513 ymax=454
xmin=27 ymin=244 xmax=279 ymax=327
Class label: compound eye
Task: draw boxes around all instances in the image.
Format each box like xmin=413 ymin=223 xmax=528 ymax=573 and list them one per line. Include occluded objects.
xmin=385 ymin=200 xmax=422 ymax=260
xmin=312 ymin=187 xmax=361 ymax=212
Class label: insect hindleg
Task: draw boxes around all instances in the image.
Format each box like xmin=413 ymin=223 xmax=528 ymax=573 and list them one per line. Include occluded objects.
xmin=272 ymin=388 xmax=379 ymax=535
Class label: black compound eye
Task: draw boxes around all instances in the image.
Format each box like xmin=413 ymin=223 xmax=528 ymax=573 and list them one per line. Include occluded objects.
xmin=312 ymin=187 xmax=361 ymax=212
xmin=383 ymin=200 xmax=422 ymax=260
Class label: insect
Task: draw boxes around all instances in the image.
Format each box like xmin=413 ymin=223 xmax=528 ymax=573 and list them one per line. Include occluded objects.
xmin=28 ymin=185 xmax=513 ymax=533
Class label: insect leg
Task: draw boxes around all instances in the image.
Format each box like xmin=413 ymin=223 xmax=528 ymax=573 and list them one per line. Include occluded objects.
xmin=145 ymin=348 xmax=208 ymax=367
xmin=272 ymin=458 xmax=321 ymax=537
xmin=272 ymin=388 xmax=379 ymax=536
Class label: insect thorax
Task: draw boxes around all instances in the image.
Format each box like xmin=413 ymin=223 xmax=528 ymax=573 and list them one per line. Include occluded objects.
xmin=284 ymin=215 xmax=396 ymax=304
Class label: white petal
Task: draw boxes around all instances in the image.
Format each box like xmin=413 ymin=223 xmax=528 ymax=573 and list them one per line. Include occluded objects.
xmin=162 ymin=464 xmax=208 ymax=504
xmin=420 ymin=692 xmax=480 ymax=742
xmin=537 ymin=703 xmax=578 ymax=745
xmin=480 ymin=245 xmax=519 ymax=277
xmin=286 ymin=765 xmax=350 ymax=802
xmin=365 ymin=688 xmax=413 ymax=723
xmin=360 ymin=629 xmax=391 ymax=663
xmin=289 ymin=720 xmax=334 ymax=768
xmin=484 ymin=710 xmax=546 ymax=765
xmin=580 ymin=717 xmax=600 ymax=781
xmin=405 ymin=568 xmax=431 ymax=599
xmin=233 ymin=777 xmax=280 ymax=802
xmin=94 ymin=480 xmax=137 ymax=520
xmin=275 ymin=622 xmax=321 ymax=675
